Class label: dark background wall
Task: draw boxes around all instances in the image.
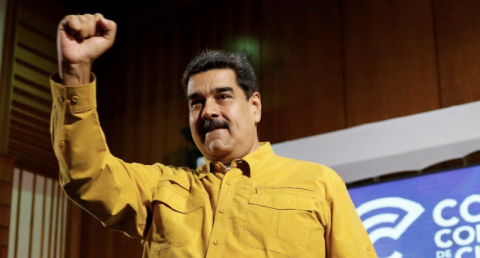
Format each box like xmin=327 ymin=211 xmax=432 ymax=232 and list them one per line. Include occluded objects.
xmin=85 ymin=0 xmax=480 ymax=168
xmin=3 ymin=0 xmax=480 ymax=257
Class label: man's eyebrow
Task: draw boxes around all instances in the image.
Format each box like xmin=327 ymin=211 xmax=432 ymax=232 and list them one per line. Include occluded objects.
xmin=187 ymin=87 xmax=234 ymax=100
xmin=212 ymin=87 xmax=233 ymax=94
xmin=187 ymin=92 xmax=201 ymax=101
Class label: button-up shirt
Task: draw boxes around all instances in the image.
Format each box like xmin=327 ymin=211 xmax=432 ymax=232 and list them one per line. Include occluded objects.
xmin=50 ymin=74 xmax=377 ymax=258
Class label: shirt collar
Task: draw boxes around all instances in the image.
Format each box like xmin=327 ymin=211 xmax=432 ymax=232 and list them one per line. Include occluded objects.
xmin=198 ymin=142 xmax=274 ymax=178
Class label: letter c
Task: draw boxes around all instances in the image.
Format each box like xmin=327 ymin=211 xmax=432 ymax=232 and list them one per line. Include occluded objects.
xmin=435 ymin=229 xmax=453 ymax=248
xmin=460 ymin=194 xmax=480 ymax=223
xmin=455 ymin=247 xmax=473 ymax=258
xmin=433 ymin=199 xmax=459 ymax=227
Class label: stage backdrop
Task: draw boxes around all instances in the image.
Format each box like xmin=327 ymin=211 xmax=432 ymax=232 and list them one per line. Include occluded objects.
xmin=349 ymin=164 xmax=480 ymax=258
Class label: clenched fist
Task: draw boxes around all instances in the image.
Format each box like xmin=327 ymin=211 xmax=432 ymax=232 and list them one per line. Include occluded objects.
xmin=57 ymin=13 xmax=117 ymax=85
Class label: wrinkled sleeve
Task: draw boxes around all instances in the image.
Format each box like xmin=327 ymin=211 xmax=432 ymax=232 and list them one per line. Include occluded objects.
xmin=324 ymin=171 xmax=378 ymax=258
xmin=50 ymin=73 xmax=177 ymax=238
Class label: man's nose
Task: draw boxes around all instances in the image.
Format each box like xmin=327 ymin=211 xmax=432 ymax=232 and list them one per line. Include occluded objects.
xmin=201 ymin=99 xmax=220 ymax=120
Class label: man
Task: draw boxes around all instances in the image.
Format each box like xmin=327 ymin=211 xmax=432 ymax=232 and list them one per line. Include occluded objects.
xmin=51 ymin=13 xmax=377 ymax=258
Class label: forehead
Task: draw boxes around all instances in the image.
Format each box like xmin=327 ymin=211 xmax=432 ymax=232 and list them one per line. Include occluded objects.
xmin=187 ymin=69 xmax=241 ymax=95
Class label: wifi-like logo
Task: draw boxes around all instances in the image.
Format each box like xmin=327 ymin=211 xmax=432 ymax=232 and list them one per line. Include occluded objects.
xmin=356 ymin=197 xmax=425 ymax=258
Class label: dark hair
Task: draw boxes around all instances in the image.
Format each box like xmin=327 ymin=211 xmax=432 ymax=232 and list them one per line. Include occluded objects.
xmin=182 ymin=50 xmax=258 ymax=99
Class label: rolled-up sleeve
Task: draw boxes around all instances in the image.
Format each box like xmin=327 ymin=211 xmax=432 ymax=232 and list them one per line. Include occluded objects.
xmin=50 ymin=73 xmax=164 ymax=238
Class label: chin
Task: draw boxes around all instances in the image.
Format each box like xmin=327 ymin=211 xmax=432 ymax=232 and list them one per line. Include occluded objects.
xmin=204 ymin=140 xmax=232 ymax=159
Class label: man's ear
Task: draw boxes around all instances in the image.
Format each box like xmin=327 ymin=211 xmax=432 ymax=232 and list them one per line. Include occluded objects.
xmin=250 ymin=92 xmax=262 ymax=123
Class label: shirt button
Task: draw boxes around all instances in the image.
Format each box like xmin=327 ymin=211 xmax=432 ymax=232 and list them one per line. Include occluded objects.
xmin=226 ymin=181 xmax=231 ymax=185
xmin=213 ymin=239 xmax=220 ymax=245
xmin=71 ymin=95 xmax=79 ymax=103
xmin=219 ymin=208 xmax=225 ymax=213
xmin=57 ymin=94 xmax=64 ymax=102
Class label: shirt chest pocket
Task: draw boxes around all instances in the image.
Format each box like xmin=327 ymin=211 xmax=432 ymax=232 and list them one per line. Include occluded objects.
xmin=245 ymin=188 xmax=316 ymax=257
xmin=150 ymin=179 xmax=205 ymax=251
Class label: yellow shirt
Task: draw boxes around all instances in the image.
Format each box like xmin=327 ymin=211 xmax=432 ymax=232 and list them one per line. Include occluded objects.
xmin=50 ymin=75 xmax=377 ymax=258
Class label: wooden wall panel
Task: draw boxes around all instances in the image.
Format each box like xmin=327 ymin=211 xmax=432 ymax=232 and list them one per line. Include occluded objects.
xmin=97 ymin=21 xmax=192 ymax=166
xmin=0 ymin=0 xmax=17 ymax=155
xmin=0 ymin=156 xmax=14 ymax=183
xmin=433 ymin=0 xmax=480 ymax=107
xmin=0 ymin=246 xmax=6 ymax=258
xmin=78 ymin=210 xmax=143 ymax=258
xmin=64 ymin=200 xmax=81 ymax=258
xmin=260 ymin=0 xmax=345 ymax=143
xmin=0 ymin=228 xmax=7 ymax=246
xmin=0 ymin=182 xmax=11 ymax=206
xmin=0 ymin=155 xmax=13 ymax=257
xmin=5 ymin=0 xmax=69 ymax=177
xmin=0 ymin=207 xmax=9 ymax=228
xmin=0 ymin=229 xmax=8 ymax=255
xmin=343 ymin=0 xmax=441 ymax=127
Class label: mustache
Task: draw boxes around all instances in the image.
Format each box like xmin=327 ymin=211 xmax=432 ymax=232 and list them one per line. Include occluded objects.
xmin=198 ymin=119 xmax=229 ymax=134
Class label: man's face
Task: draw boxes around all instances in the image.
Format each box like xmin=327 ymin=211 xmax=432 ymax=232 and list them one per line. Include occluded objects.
xmin=187 ymin=69 xmax=261 ymax=163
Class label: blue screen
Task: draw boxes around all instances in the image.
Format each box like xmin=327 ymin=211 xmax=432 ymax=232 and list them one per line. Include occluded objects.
xmin=348 ymin=165 xmax=480 ymax=258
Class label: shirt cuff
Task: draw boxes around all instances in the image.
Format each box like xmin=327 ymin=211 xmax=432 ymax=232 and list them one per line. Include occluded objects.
xmin=50 ymin=73 xmax=97 ymax=113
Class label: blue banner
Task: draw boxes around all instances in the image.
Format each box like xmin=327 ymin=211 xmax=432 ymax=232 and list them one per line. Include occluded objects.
xmin=349 ymin=165 xmax=480 ymax=258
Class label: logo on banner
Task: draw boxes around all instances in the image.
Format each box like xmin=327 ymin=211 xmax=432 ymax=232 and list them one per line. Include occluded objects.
xmin=432 ymin=194 xmax=480 ymax=258
xmin=357 ymin=197 xmax=425 ymax=258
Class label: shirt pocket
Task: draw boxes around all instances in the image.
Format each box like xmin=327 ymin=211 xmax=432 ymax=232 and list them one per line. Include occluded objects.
xmin=245 ymin=188 xmax=316 ymax=257
xmin=150 ymin=179 xmax=205 ymax=251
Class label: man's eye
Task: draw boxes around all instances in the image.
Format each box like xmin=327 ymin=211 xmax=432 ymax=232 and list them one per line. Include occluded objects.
xmin=190 ymin=100 xmax=203 ymax=107
xmin=218 ymin=94 xmax=230 ymax=100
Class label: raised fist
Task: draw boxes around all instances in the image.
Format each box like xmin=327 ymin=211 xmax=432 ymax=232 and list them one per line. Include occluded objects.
xmin=57 ymin=13 xmax=117 ymax=85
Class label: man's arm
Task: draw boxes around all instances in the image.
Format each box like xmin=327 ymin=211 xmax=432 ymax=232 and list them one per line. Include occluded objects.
xmin=51 ymin=14 xmax=187 ymax=238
